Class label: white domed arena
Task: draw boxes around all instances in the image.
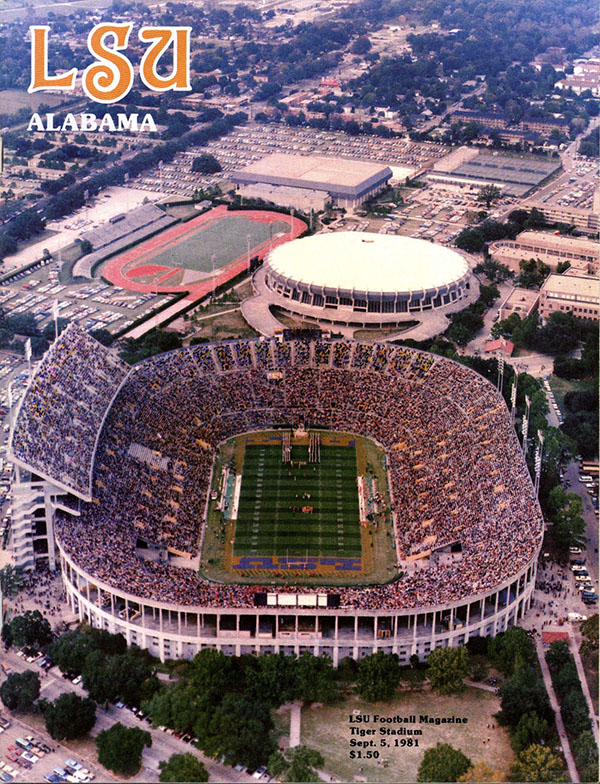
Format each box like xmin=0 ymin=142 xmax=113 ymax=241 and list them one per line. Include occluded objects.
xmin=255 ymin=232 xmax=477 ymax=333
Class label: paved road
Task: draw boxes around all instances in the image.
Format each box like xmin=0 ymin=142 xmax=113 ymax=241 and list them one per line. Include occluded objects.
xmin=1 ymin=648 xmax=261 ymax=784
xmin=535 ymin=638 xmax=580 ymax=783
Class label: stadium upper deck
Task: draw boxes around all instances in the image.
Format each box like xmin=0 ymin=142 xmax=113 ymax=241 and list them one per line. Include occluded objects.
xmin=9 ymin=325 xmax=130 ymax=499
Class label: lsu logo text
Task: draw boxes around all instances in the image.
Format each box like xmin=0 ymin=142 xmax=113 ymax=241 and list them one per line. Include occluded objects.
xmin=28 ymin=24 xmax=191 ymax=104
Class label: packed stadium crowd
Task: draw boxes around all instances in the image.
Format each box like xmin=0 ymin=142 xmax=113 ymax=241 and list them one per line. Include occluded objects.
xmin=16 ymin=327 xmax=543 ymax=612
xmin=10 ymin=325 xmax=129 ymax=496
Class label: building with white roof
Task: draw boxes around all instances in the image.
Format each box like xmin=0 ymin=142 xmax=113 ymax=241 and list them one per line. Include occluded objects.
xmin=258 ymin=232 xmax=476 ymax=330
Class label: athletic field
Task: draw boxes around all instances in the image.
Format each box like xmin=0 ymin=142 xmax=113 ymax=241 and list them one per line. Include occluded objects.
xmin=201 ymin=430 xmax=398 ymax=585
xmin=234 ymin=439 xmax=361 ymax=558
xmin=102 ymin=206 xmax=306 ymax=299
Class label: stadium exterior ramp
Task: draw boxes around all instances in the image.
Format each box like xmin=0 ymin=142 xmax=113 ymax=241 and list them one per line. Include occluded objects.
xmin=8 ymin=324 xmax=130 ymax=570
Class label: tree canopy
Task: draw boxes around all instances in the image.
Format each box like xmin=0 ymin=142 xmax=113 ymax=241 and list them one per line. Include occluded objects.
xmin=40 ymin=692 xmax=96 ymax=740
xmin=96 ymin=723 xmax=152 ymax=776
xmin=417 ymin=742 xmax=473 ymax=782
xmin=355 ymin=651 xmax=402 ymax=701
xmin=0 ymin=669 xmax=40 ymax=712
xmin=7 ymin=609 xmax=53 ymax=649
xmin=427 ymin=646 xmax=470 ymax=695
xmin=158 ymin=753 xmax=209 ymax=782
xmin=509 ymin=744 xmax=565 ymax=782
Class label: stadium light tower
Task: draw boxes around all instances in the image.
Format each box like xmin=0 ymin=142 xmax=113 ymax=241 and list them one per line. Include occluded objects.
xmin=534 ymin=430 xmax=544 ymax=496
xmin=510 ymin=369 xmax=518 ymax=425
xmin=496 ymin=353 xmax=505 ymax=392
xmin=522 ymin=395 xmax=531 ymax=457
xmin=211 ymin=254 xmax=216 ymax=301
xmin=247 ymin=233 xmax=251 ymax=270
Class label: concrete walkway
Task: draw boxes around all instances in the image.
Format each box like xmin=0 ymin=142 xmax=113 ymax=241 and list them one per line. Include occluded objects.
xmin=463 ymin=678 xmax=497 ymax=693
xmin=535 ymin=638 xmax=580 ymax=782
xmin=569 ymin=639 xmax=599 ymax=745
xmin=289 ymin=701 xmax=302 ymax=748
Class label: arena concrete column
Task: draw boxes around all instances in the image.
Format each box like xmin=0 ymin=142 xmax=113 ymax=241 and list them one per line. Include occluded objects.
xmin=374 ymin=616 xmax=378 ymax=640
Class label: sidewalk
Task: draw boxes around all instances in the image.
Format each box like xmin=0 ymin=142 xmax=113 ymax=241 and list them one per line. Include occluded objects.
xmin=569 ymin=639 xmax=599 ymax=745
xmin=535 ymin=638 xmax=580 ymax=783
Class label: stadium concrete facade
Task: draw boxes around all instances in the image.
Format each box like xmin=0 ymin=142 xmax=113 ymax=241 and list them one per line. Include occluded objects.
xmin=9 ymin=328 xmax=542 ymax=664
xmin=252 ymin=232 xmax=477 ymax=332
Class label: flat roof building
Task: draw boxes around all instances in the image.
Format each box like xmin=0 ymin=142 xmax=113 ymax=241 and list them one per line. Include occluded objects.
xmin=525 ymin=201 xmax=599 ymax=236
xmin=232 ymin=153 xmax=392 ymax=208
xmin=498 ymin=287 xmax=540 ymax=321
xmin=539 ymin=272 xmax=599 ymax=323
xmin=489 ymin=230 xmax=599 ymax=274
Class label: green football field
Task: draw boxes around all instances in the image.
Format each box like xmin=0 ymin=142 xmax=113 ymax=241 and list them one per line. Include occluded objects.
xmin=234 ymin=443 xmax=362 ymax=558
xmin=149 ymin=215 xmax=290 ymax=272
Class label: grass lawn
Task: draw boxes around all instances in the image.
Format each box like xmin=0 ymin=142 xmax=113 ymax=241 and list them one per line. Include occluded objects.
xmin=301 ymin=688 xmax=513 ymax=783
xmin=235 ymin=440 xmax=361 ymax=558
xmin=188 ymin=309 xmax=260 ymax=341
xmin=0 ymin=89 xmax=65 ymax=113
xmin=548 ymin=374 xmax=589 ymax=409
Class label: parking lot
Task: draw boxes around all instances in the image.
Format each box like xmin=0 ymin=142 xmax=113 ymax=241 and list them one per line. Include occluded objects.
xmin=131 ymin=123 xmax=449 ymax=197
xmin=0 ymin=712 xmax=102 ymax=784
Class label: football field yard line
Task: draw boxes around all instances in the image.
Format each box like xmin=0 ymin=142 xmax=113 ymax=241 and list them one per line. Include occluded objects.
xmin=234 ymin=441 xmax=361 ymax=558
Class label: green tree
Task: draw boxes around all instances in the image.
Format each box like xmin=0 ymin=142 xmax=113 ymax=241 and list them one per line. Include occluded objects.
xmin=191 ymin=154 xmax=222 ymax=174
xmin=0 ymin=669 xmax=40 ymax=712
xmin=510 ymin=712 xmax=554 ymax=755
xmin=355 ymin=652 xmax=402 ymax=702
xmin=195 ymin=693 xmax=275 ymax=769
xmin=9 ymin=609 xmax=52 ymax=649
xmin=477 ymin=185 xmax=502 ymax=209
xmin=158 ymin=753 xmax=208 ymax=782
xmin=571 ymin=731 xmax=598 ymax=783
xmin=417 ymin=743 xmax=473 ymax=782
xmin=427 ymin=646 xmax=470 ymax=694
xmin=478 ymin=283 xmax=500 ymax=308
xmin=288 ymin=746 xmax=325 ymax=782
xmin=96 ymin=723 xmax=152 ymax=776
xmin=580 ymin=614 xmax=599 ymax=657
xmin=545 ymin=640 xmax=571 ymax=672
xmin=535 ymin=311 xmax=579 ymax=355
xmin=488 ymin=627 xmax=536 ymax=676
xmin=509 ymin=744 xmax=565 ymax=782
xmin=295 ymin=652 xmax=338 ymax=703
xmin=496 ymin=670 xmax=553 ymax=728
xmin=0 ymin=565 xmax=25 ymax=597
xmin=146 ymin=683 xmax=210 ymax=735
xmin=49 ymin=630 xmax=98 ymax=676
xmin=244 ymin=652 xmax=298 ymax=707
xmin=40 ymin=692 xmax=96 ymax=740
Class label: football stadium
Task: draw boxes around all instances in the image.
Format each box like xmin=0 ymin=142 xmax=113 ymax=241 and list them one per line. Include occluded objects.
xmin=249 ymin=232 xmax=478 ymax=333
xmin=9 ymin=327 xmax=543 ymax=664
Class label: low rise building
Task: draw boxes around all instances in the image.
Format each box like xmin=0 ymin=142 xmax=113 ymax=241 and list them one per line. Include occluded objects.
xmin=498 ymin=287 xmax=540 ymax=321
xmin=539 ymin=272 xmax=599 ymax=323
xmin=526 ymin=201 xmax=599 ymax=236
xmin=489 ymin=231 xmax=599 ymax=274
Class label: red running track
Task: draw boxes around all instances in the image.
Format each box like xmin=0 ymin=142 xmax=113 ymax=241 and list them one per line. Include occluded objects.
xmin=102 ymin=205 xmax=307 ymax=300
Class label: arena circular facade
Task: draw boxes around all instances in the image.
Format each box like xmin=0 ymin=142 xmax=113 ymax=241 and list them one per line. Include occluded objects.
xmin=10 ymin=328 xmax=543 ymax=664
xmin=259 ymin=232 xmax=475 ymax=328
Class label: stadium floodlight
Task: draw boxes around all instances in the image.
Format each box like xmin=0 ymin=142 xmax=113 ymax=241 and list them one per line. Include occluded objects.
xmin=522 ymin=395 xmax=531 ymax=456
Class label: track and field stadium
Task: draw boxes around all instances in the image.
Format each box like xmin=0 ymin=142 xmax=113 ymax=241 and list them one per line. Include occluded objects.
xmin=101 ymin=205 xmax=306 ymax=299
xmin=9 ymin=327 xmax=543 ymax=664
